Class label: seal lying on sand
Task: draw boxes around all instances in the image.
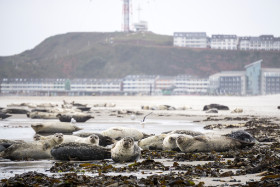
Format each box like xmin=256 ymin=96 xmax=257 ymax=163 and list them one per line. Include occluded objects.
xmin=162 ymin=130 xmax=203 ymax=136
xmin=51 ymin=142 xmax=111 ymax=161
xmin=27 ymin=112 xmax=58 ymax=119
xmin=138 ymin=134 xmax=167 ymax=150
xmin=0 ymin=112 xmax=12 ymax=120
xmin=101 ymin=127 xmax=145 ymax=141
xmin=34 ymin=134 xmax=99 ymax=145
xmin=75 ymin=132 xmax=115 ymax=147
xmin=111 ymin=137 xmax=141 ymax=163
xmin=0 ymin=133 xmax=63 ymax=160
xmin=163 ymin=134 xmax=186 ymax=151
xmin=31 ymin=122 xmax=82 ymax=133
xmin=176 ymin=131 xmax=257 ymax=153
xmin=57 ymin=114 xmax=94 ymax=123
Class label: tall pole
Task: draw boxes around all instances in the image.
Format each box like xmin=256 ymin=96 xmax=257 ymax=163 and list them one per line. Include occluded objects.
xmin=123 ymin=0 xmax=130 ymax=32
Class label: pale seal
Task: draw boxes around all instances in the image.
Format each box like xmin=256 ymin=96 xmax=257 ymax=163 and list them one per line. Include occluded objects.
xmin=1 ymin=133 xmax=63 ymax=160
xmin=163 ymin=134 xmax=187 ymax=151
xmin=162 ymin=130 xmax=203 ymax=136
xmin=34 ymin=134 xmax=99 ymax=145
xmin=75 ymin=132 xmax=115 ymax=146
xmin=176 ymin=131 xmax=256 ymax=153
xmin=138 ymin=134 xmax=167 ymax=150
xmin=101 ymin=127 xmax=144 ymax=141
xmin=31 ymin=122 xmax=82 ymax=133
xmin=111 ymin=137 xmax=141 ymax=163
xmin=51 ymin=142 xmax=111 ymax=161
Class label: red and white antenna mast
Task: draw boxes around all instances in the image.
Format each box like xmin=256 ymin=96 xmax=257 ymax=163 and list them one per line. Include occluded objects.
xmin=123 ymin=0 xmax=130 ymax=32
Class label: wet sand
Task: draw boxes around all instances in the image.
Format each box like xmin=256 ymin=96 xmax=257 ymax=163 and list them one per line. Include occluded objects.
xmin=1 ymin=95 xmax=280 ymax=186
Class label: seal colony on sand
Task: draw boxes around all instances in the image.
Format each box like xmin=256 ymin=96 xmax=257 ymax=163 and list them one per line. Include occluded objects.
xmin=101 ymin=127 xmax=145 ymax=141
xmin=0 ymin=133 xmax=63 ymax=160
xmin=176 ymin=130 xmax=257 ymax=153
xmin=111 ymin=137 xmax=141 ymax=163
xmin=51 ymin=142 xmax=111 ymax=161
xmin=31 ymin=122 xmax=82 ymax=133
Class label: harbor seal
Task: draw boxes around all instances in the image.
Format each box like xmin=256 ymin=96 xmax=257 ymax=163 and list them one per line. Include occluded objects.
xmin=1 ymin=133 xmax=63 ymax=160
xmin=163 ymin=134 xmax=187 ymax=151
xmin=57 ymin=114 xmax=94 ymax=123
xmin=0 ymin=112 xmax=12 ymax=120
xmin=31 ymin=122 xmax=82 ymax=133
xmin=51 ymin=142 xmax=111 ymax=161
xmin=75 ymin=132 xmax=115 ymax=146
xmin=176 ymin=132 xmax=256 ymax=153
xmin=162 ymin=130 xmax=203 ymax=136
xmin=34 ymin=134 xmax=99 ymax=145
xmin=101 ymin=127 xmax=144 ymax=141
xmin=138 ymin=134 xmax=167 ymax=150
xmin=224 ymin=130 xmax=258 ymax=145
xmin=111 ymin=137 xmax=141 ymax=163
xmin=27 ymin=111 xmax=58 ymax=119
xmin=74 ymin=134 xmax=99 ymax=145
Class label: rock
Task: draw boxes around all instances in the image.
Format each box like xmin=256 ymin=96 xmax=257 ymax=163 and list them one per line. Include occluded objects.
xmin=203 ymin=104 xmax=229 ymax=111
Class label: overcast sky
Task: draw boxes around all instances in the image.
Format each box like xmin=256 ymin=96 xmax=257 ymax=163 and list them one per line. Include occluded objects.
xmin=0 ymin=0 xmax=279 ymax=56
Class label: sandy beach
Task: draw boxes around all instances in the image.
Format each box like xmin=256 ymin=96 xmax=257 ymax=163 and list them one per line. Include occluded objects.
xmin=1 ymin=95 xmax=280 ymax=186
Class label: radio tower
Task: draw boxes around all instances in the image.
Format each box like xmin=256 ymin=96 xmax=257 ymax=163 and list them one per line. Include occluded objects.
xmin=123 ymin=0 xmax=130 ymax=32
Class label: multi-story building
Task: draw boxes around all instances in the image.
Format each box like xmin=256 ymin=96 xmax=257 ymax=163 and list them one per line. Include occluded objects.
xmin=154 ymin=76 xmax=175 ymax=95
xmin=122 ymin=75 xmax=157 ymax=95
xmin=0 ymin=78 xmax=66 ymax=96
xmin=173 ymin=32 xmax=207 ymax=48
xmin=69 ymin=79 xmax=122 ymax=96
xmin=173 ymin=75 xmax=209 ymax=95
xmin=209 ymin=71 xmax=246 ymax=95
xmin=210 ymin=35 xmax=238 ymax=50
xmin=174 ymin=32 xmax=280 ymax=51
xmin=245 ymin=60 xmax=262 ymax=95
xmin=261 ymin=68 xmax=280 ymax=95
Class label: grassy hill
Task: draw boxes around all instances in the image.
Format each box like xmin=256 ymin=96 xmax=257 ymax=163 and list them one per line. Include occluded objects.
xmin=1 ymin=32 xmax=280 ymax=79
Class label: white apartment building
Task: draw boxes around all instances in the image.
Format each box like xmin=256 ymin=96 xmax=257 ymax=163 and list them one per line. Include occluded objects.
xmin=0 ymin=78 xmax=65 ymax=95
xmin=173 ymin=75 xmax=209 ymax=94
xmin=122 ymin=75 xmax=157 ymax=95
xmin=70 ymin=79 xmax=122 ymax=95
xmin=239 ymin=35 xmax=280 ymax=51
xmin=261 ymin=68 xmax=280 ymax=95
xmin=210 ymin=35 xmax=238 ymax=50
xmin=173 ymin=32 xmax=207 ymax=48
xmin=154 ymin=76 xmax=175 ymax=95
xmin=209 ymin=71 xmax=246 ymax=95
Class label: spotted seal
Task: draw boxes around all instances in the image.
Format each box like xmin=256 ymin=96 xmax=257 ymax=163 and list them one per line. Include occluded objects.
xmin=176 ymin=131 xmax=257 ymax=153
xmin=34 ymin=134 xmax=99 ymax=145
xmin=111 ymin=137 xmax=141 ymax=163
xmin=138 ymin=134 xmax=167 ymax=150
xmin=0 ymin=133 xmax=63 ymax=160
xmin=163 ymin=134 xmax=187 ymax=151
xmin=31 ymin=122 xmax=82 ymax=133
xmin=75 ymin=132 xmax=115 ymax=147
xmin=51 ymin=142 xmax=111 ymax=161
xmin=101 ymin=127 xmax=144 ymax=141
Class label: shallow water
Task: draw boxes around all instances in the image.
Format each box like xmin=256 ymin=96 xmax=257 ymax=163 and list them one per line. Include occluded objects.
xmin=0 ymin=114 xmax=207 ymax=179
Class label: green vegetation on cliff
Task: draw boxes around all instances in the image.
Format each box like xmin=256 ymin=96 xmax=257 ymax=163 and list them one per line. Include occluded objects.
xmin=0 ymin=32 xmax=279 ymax=79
